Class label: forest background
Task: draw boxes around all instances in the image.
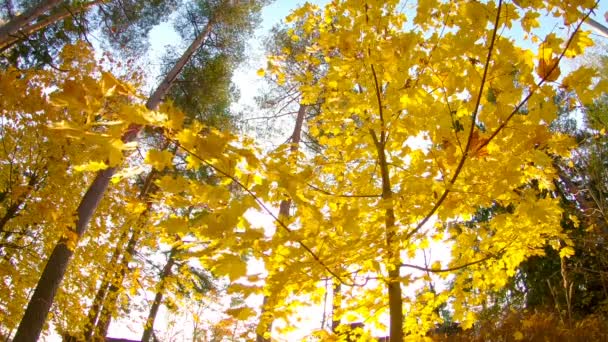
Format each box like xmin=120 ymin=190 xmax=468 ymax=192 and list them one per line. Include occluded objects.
xmin=1 ymin=0 xmax=608 ymax=341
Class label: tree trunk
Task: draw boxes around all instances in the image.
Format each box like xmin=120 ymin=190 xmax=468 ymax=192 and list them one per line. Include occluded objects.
xmin=0 ymin=199 xmax=25 ymax=237
xmin=0 ymin=172 xmax=39 ymax=236
xmin=331 ymin=280 xmax=341 ymax=333
xmin=12 ymin=167 xmax=115 ymax=342
xmin=88 ymin=170 xmax=157 ymax=341
xmin=12 ymin=16 xmax=215 ymax=341
xmin=84 ymin=280 xmax=111 ymax=341
xmin=0 ymin=0 xmax=62 ymax=45
xmin=256 ymin=104 xmax=306 ymax=342
xmin=92 ymin=226 xmax=142 ymax=340
xmin=0 ymin=0 xmax=104 ymax=51
xmin=141 ymin=249 xmax=176 ymax=342
xmin=146 ymin=19 xmax=214 ymax=109
xmin=83 ymin=227 xmax=131 ymax=341
xmin=372 ymin=131 xmax=403 ymax=342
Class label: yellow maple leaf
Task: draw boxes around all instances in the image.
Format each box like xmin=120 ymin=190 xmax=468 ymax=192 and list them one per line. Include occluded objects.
xmin=74 ymin=161 xmax=109 ymax=172
xmin=63 ymin=230 xmax=79 ymax=251
xmin=536 ymin=57 xmax=561 ymax=82
xmin=145 ymin=149 xmax=174 ymax=170
xmin=160 ymin=216 xmax=188 ymax=235
xmin=213 ymin=254 xmax=247 ymax=282
xmin=226 ymin=307 xmax=256 ymax=320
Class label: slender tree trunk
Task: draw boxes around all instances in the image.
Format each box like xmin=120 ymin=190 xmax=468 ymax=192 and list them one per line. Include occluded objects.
xmin=256 ymin=104 xmax=306 ymax=342
xmin=0 ymin=200 xmax=24 ymax=236
xmin=0 ymin=0 xmax=104 ymax=51
xmin=0 ymin=173 xmax=39 ymax=236
xmin=331 ymin=279 xmax=341 ymax=333
xmin=84 ymin=281 xmax=111 ymax=341
xmin=82 ymin=226 xmax=131 ymax=341
xmin=372 ymin=132 xmax=403 ymax=342
xmin=146 ymin=19 xmax=213 ymax=109
xmin=141 ymin=249 xmax=177 ymax=342
xmin=92 ymin=226 xmax=142 ymax=340
xmin=12 ymin=16 xmax=215 ymax=341
xmin=88 ymin=170 xmax=157 ymax=341
xmin=0 ymin=0 xmax=62 ymax=45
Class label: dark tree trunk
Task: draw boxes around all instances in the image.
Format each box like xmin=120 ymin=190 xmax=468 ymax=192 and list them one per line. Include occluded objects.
xmin=141 ymin=249 xmax=176 ymax=342
xmin=0 ymin=0 xmax=62 ymax=47
xmin=0 ymin=0 xmax=104 ymax=51
xmin=372 ymin=130 xmax=403 ymax=342
xmin=331 ymin=279 xmax=341 ymax=333
xmin=13 ymin=167 xmax=115 ymax=342
xmin=83 ymin=227 xmax=131 ymax=341
xmin=93 ymin=227 xmax=142 ymax=340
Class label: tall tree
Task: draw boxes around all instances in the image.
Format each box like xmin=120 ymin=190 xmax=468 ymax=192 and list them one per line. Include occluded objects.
xmin=81 ymin=2 xmax=265 ymax=337
xmin=0 ymin=0 xmax=179 ymax=68
xmin=141 ymin=247 xmax=177 ymax=342
xmin=262 ymin=1 xmax=603 ymax=340
xmin=0 ymin=0 xmax=63 ymax=44
xmin=11 ymin=2 xmax=252 ymax=339
xmin=252 ymin=17 xmax=328 ymax=340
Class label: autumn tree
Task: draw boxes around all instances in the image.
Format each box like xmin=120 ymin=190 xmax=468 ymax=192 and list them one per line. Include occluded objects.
xmin=7 ymin=2 xmax=266 ymax=341
xmin=252 ymin=15 xmax=328 ymax=341
xmin=261 ymin=1 xmax=605 ymax=340
xmin=3 ymin=1 xmax=608 ymax=341
xmin=85 ymin=2 xmax=266 ymax=338
xmin=0 ymin=45 xmax=137 ymax=339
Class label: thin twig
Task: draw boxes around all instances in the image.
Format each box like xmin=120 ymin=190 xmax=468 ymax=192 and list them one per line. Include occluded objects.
xmin=400 ymin=252 xmax=499 ymax=273
xmin=307 ymin=183 xmax=381 ymax=198
xmin=405 ymin=0 xmax=503 ymax=240
xmin=173 ymin=141 xmax=351 ymax=285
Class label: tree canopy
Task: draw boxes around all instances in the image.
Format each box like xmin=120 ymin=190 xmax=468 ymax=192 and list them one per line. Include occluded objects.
xmin=1 ymin=0 xmax=607 ymax=341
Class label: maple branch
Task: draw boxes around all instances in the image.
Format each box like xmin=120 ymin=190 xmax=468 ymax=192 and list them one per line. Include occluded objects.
xmin=307 ymin=183 xmax=381 ymax=198
xmin=370 ymin=64 xmax=386 ymax=144
xmin=400 ymin=255 xmax=492 ymax=273
xmin=242 ymin=110 xmax=301 ymax=121
xmin=477 ymin=3 xmax=597 ymax=152
xmin=173 ymin=141 xmax=350 ymax=285
xmin=405 ymin=0 xmax=503 ymax=241
xmin=435 ymin=74 xmax=464 ymax=153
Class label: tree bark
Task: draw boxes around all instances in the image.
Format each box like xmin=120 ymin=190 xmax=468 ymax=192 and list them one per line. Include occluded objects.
xmin=0 ymin=0 xmax=104 ymax=51
xmin=82 ymin=227 xmax=131 ymax=341
xmin=0 ymin=198 xmax=25 ymax=236
xmin=141 ymin=249 xmax=176 ymax=342
xmin=12 ymin=167 xmax=115 ymax=342
xmin=0 ymin=0 xmax=62 ymax=46
xmin=146 ymin=19 xmax=214 ymax=109
xmin=88 ymin=170 xmax=157 ymax=341
xmin=92 ymin=226 xmax=142 ymax=340
xmin=331 ymin=279 xmax=341 ymax=333
xmin=372 ymin=131 xmax=403 ymax=342
xmin=256 ymin=104 xmax=306 ymax=342
xmin=0 ymin=172 xmax=39 ymax=237
xmin=12 ymin=15 xmax=215 ymax=341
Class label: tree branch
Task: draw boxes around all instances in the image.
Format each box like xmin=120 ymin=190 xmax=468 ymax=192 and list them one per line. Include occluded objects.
xmin=173 ymin=141 xmax=355 ymax=286
xmin=405 ymin=0 xmax=503 ymax=241
xmin=307 ymin=183 xmax=381 ymax=198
